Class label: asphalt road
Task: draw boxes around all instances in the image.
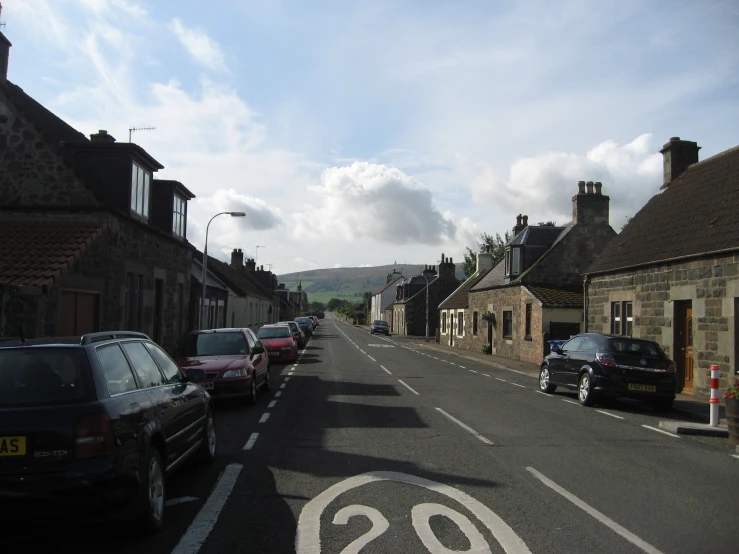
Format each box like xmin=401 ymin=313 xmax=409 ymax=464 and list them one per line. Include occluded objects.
xmin=4 ymin=312 xmax=737 ymax=553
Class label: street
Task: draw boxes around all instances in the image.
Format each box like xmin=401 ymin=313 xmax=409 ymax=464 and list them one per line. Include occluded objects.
xmin=3 ymin=312 xmax=737 ymax=553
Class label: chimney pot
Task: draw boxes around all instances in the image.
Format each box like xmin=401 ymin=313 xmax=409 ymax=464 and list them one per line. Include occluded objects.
xmin=90 ymin=129 xmax=116 ymax=143
xmin=516 ymin=214 xmax=522 ymax=225
xmin=586 ymin=181 xmax=594 ymax=194
xmin=670 ymin=136 xmax=681 ymax=141
xmin=594 ymin=182 xmax=602 ymax=195
xmin=578 ymin=181 xmax=586 ymax=194
xmin=0 ymin=27 xmax=11 ymax=82
xmin=522 ymin=215 xmax=528 ymax=226
xmin=230 ymin=248 xmax=244 ymax=268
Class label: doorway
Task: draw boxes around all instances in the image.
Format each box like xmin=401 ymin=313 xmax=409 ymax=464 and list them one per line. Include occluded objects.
xmin=674 ymin=300 xmax=694 ymax=394
xmin=59 ymin=291 xmax=100 ymax=335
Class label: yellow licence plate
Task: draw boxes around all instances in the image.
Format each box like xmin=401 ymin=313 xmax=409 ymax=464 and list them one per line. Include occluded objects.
xmin=0 ymin=436 xmax=26 ymax=456
xmin=628 ymin=384 xmax=656 ymax=392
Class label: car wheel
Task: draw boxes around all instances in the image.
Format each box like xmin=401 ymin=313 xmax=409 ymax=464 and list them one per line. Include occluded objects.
xmin=199 ymin=409 xmax=217 ymax=464
xmin=539 ymin=366 xmax=556 ymax=394
xmin=247 ymin=375 xmax=257 ymax=405
xmin=649 ymin=398 xmax=674 ymax=412
xmin=578 ymin=372 xmax=595 ymax=406
xmin=139 ymin=447 xmax=166 ymax=534
xmin=264 ymin=367 xmax=271 ymax=391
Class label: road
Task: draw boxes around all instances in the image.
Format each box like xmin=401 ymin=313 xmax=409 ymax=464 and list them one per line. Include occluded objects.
xmin=4 ymin=312 xmax=737 ymax=553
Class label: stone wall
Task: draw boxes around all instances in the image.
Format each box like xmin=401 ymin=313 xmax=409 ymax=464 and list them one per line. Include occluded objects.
xmin=587 ymin=253 xmax=739 ymax=397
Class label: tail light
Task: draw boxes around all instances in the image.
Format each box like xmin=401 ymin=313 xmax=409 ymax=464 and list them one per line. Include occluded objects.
xmin=596 ymin=352 xmax=618 ymax=368
xmin=74 ymin=412 xmax=114 ymax=459
xmin=666 ymin=362 xmax=676 ymax=372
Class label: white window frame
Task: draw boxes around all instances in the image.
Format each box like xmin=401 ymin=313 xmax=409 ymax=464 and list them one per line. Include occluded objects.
xmin=130 ymin=161 xmax=151 ymax=218
xmin=512 ymin=247 xmax=521 ymax=275
xmin=457 ymin=310 xmax=464 ymax=336
xmin=172 ymin=195 xmax=186 ymax=237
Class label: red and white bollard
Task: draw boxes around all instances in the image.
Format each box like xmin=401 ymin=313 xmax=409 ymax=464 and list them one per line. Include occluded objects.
xmin=709 ymin=364 xmax=721 ymax=427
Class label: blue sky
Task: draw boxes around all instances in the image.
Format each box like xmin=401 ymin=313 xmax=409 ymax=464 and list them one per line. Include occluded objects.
xmin=4 ymin=0 xmax=738 ymax=276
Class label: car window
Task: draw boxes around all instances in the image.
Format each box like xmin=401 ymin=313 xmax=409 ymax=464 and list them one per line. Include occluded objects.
xmin=183 ymin=332 xmax=249 ymax=356
xmin=258 ymin=327 xmax=292 ymax=339
xmin=121 ymin=342 xmax=165 ymax=388
xmin=245 ymin=330 xmax=258 ymax=349
xmin=97 ymin=344 xmax=138 ymax=395
xmin=606 ymin=338 xmax=663 ymax=357
xmin=145 ymin=342 xmax=183 ymax=384
xmin=579 ymin=338 xmax=598 ymax=352
xmin=561 ymin=337 xmax=584 ymax=352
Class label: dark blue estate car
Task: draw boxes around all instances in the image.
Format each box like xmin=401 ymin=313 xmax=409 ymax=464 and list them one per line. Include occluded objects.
xmin=538 ymin=333 xmax=677 ymax=410
xmin=0 ymin=332 xmax=216 ymax=532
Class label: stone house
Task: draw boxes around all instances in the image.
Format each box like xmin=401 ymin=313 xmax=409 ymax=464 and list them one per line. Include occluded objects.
xmin=463 ymin=182 xmax=617 ymax=364
xmin=0 ymin=37 xmax=195 ymax=354
xmin=392 ymin=255 xmax=460 ymax=337
xmin=371 ymin=273 xmax=403 ymax=325
xmin=585 ymin=137 xmax=739 ymax=397
xmin=190 ymin=249 xmax=230 ymax=333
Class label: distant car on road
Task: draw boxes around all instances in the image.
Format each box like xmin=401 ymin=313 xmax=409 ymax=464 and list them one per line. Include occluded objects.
xmin=0 ymin=331 xmax=216 ymax=533
xmin=279 ymin=320 xmax=306 ymax=348
xmin=295 ymin=317 xmax=314 ymax=337
xmin=539 ymin=333 xmax=676 ymax=410
xmin=370 ymin=320 xmax=390 ymax=335
xmin=258 ymin=324 xmax=298 ymax=363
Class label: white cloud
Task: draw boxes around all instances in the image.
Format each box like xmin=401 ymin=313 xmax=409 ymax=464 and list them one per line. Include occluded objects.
xmin=168 ymin=18 xmax=227 ymax=72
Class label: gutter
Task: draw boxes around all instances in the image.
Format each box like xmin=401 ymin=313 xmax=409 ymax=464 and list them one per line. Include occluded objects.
xmin=583 ymin=274 xmax=590 ymax=332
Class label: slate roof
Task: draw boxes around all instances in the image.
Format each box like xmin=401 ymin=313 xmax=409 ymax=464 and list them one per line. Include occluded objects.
xmin=470 ymin=259 xmax=506 ymax=292
xmin=587 ymin=145 xmax=739 ymax=274
xmin=206 ymin=256 xmax=273 ymax=301
xmin=509 ymin=225 xmax=566 ymax=246
xmin=0 ymin=220 xmax=107 ymax=287
xmin=375 ymin=276 xmax=402 ymax=295
xmin=438 ymin=267 xmax=493 ymax=310
xmin=526 ymin=285 xmax=583 ymax=308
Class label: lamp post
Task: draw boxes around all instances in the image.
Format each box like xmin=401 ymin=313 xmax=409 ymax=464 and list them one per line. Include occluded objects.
xmin=200 ymin=211 xmax=246 ymax=329
xmin=420 ymin=269 xmax=430 ymax=342
xmin=255 ymin=245 xmax=265 ymax=265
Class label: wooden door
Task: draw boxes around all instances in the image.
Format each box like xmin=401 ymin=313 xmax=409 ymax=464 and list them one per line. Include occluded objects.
xmin=684 ymin=308 xmax=694 ymax=393
xmin=59 ymin=291 xmax=100 ymax=336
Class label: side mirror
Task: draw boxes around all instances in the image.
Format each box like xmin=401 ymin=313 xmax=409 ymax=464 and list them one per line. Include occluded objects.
xmin=552 ymin=346 xmax=562 ymax=355
xmin=252 ymin=345 xmax=265 ymax=354
xmin=186 ymin=368 xmax=207 ymax=382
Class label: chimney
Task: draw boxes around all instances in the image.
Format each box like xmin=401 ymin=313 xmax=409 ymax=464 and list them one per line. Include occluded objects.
xmin=476 ymin=244 xmax=494 ymax=272
xmin=387 ymin=273 xmax=393 ymax=284
xmin=513 ymin=214 xmax=528 ymax=236
xmin=660 ymin=137 xmax=700 ymax=189
xmin=230 ymin=248 xmax=244 ymax=269
xmin=0 ymin=24 xmax=11 ymax=82
xmin=90 ymin=130 xmax=116 ymax=143
xmin=573 ymin=181 xmax=610 ymax=226
xmin=438 ymin=255 xmax=456 ymax=280
xmin=244 ymin=258 xmax=256 ymax=272
xmin=422 ymin=265 xmax=436 ymax=279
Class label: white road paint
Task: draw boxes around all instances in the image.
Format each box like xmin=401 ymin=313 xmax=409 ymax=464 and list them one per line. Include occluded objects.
xmin=289 ymin=368 xmax=295 ymax=373
xmin=510 ymin=382 xmax=526 ymax=388
xmin=562 ymin=399 xmax=580 ymax=406
xmin=412 ymin=503 xmax=492 ymax=554
xmin=596 ymin=410 xmax=624 ymax=420
xmin=367 ymin=355 xmax=377 ymax=362
xmin=398 ymin=380 xmax=420 ymax=395
xmin=470 ymin=370 xmax=478 ymax=374
xmin=243 ymin=433 xmax=259 ymax=450
xmin=459 ymin=366 xmax=466 ymax=369
xmin=171 ymin=464 xmax=243 ymax=554
xmin=367 ymin=344 xmax=394 ymax=348
xmin=268 ymin=400 xmax=278 ymax=408
xmin=331 ymin=505 xmax=389 ymax=554
xmin=259 ymin=413 xmax=270 ymax=423
xmin=275 ymin=391 xmax=282 ymax=397
xmin=380 ymin=365 xmax=392 ymax=375
xmin=482 ymin=374 xmax=491 ymax=378
xmin=732 ymin=455 xmax=739 ymax=460
xmin=642 ymin=425 xmax=680 ymax=438
xmin=526 ymin=467 xmax=665 ymax=554
xmin=285 ymin=377 xmax=291 ymax=382
xmin=534 ymin=390 xmax=551 ymax=396
xmin=435 ymin=408 xmax=493 ymax=445
xmin=495 ymin=378 xmax=507 ymax=383
xmin=165 ymin=496 xmax=198 ymax=507
xmin=295 ymin=471 xmax=531 ymax=554
xmin=280 ymin=383 xmax=286 ymax=389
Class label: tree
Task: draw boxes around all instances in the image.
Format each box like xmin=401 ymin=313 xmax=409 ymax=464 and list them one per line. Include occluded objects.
xmin=621 ymin=216 xmax=633 ymax=231
xmin=327 ymin=297 xmax=342 ymax=311
xmin=537 ymin=220 xmax=557 ymax=226
xmin=462 ymin=230 xmax=513 ymax=278
xmin=311 ymin=301 xmax=326 ymax=312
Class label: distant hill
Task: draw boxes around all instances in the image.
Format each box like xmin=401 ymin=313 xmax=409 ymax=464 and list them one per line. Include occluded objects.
xmin=277 ymin=264 xmax=466 ymax=304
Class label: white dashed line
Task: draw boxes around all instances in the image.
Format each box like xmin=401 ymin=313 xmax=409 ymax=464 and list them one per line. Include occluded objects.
xmin=435 ymin=408 xmax=493 ymax=445
xmin=596 ymin=410 xmax=624 ymax=420
xmin=562 ymin=399 xmax=580 ymax=406
xmin=368 ymin=355 xmax=377 ymax=362
xmin=495 ymin=377 xmax=507 ymax=383
xmin=482 ymin=374 xmax=491 ymax=378
xmin=642 ymin=425 xmax=680 ymax=438
xmin=510 ymin=383 xmax=526 ymax=388
xmin=259 ymin=413 xmax=270 ymax=423
xmin=243 ymin=433 xmax=259 ymax=451
xmin=732 ymin=455 xmax=739 ymax=460
xmin=275 ymin=391 xmax=282 ymax=397
xmin=285 ymin=377 xmax=291 ymax=382
xmin=280 ymin=383 xmax=286 ymax=389
xmin=459 ymin=366 xmax=466 ymax=369
xmin=268 ymin=400 xmax=277 ymax=408
xmin=470 ymin=370 xmax=478 ymax=374
xmin=380 ymin=365 xmax=392 ymax=375
xmin=398 ymin=380 xmax=420 ymax=395
xmin=535 ymin=390 xmax=552 ymax=396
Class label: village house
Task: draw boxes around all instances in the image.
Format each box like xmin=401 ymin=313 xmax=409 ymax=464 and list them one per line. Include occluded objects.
xmin=458 ymin=182 xmax=617 ymax=364
xmin=585 ymin=137 xmax=739 ymax=398
xmin=370 ymin=272 xmax=403 ymax=326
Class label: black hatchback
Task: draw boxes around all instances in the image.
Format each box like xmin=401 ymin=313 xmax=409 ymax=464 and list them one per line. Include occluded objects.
xmin=0 ymin=331 xmax=216 ymax=532
xmin=539 ymin=333 xmax=677 ymax=410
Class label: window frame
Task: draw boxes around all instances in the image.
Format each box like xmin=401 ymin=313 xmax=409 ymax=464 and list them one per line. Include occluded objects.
xmin=457 ymin=311 xmax=463 ymax=336
xmin=610 ymin=301 xmax=633 ymax=336
xmin=524 ymin=303 xmax=532 ymax=339
xmin=96 ymin=343 xmax=139 ymax=396
xmin=512 ymin=247 xmax=521 ymax=275
xmin=130 ymin=161 xmax=151 ymax=219
xmin=121 ymin=341 xmax=166 ymax=389
xmin=472 ymin=311 xmax=478 ymax=335
xmin=502 ymin=310 xmax=513 ymax=338
xmin=172 ymin=194 xmax=186 ymax=237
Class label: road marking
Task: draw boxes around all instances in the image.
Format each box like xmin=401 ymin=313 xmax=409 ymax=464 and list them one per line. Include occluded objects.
xmin=285 ymin=377 xmax=291 ymax=382
xmin=397 ymin=380 xmax=419 ymax=395
xmin=275 ymin=391 xmax=282 ymax=397
xmin=535 ymin=390 xmax=551 ymax=396
xmin=259 ymin=413 xmax=270 ymax=423
xmin=642 ymin=425 xmax=680 ymax=438
xmin=243 ymin=433 xmax=259 ymax=450
xmin=596 ymin=410 xmax=624 ymax=420
xmin=562 ymin=399 xmax=580 ymax=406
xmin=732 ymin=455 xmax=739 ymax=460
xmin=380 ymin=365 xmax=392 ymax=375
xmin=172 ymin=464 xmax=243 ymax=554
xmin=459 ymin=365 xmax=466 ymax=369
xmin=166 ymin=496 xmax=198 ymax=507
xmin=526 ymin=467 xmax=665 ymax=554
xmin=268 ymin=400 xmax=277 ymax=408
xmin=367 ymin=355 xmax=377 ymax=362
xmin=470 ymin=370 xmax=478 ymax=373
xmin=435 ymin=408 xmax=493 ymax=445
xmin=495 ymin=377 xmax=507 ymax=382
xmin=280 ymin=383 xmax=286 ymax=389
xmin=510 ymin=382 xmax=526 ymax=388
xmin=482 ymin=374 xmax=491 ymax=377
xmin=289 ymin=368 xmax=295 ymax=373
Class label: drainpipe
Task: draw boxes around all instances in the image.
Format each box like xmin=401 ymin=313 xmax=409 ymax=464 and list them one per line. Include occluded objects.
xmin=583 ymin=274 xmax=590 ymax=332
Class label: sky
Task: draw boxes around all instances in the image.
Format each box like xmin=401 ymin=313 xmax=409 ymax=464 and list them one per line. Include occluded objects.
xmin=3 ymin=0 xmax=738 ymax=277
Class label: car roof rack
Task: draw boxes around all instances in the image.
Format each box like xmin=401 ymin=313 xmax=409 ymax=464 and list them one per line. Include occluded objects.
xmin=80 ymin=331 xmax=151 ymax=345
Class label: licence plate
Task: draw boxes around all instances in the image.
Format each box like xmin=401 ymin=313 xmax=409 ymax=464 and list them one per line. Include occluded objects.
xmin=201 ymin=382 xmax=214 ymax=390
xmin=269 ymin=351 xmax=279 ymax=357
xmin=628 ymin=383 xmax=656 ymax=392
xmin=0 ymin=436 xmax=26 ymax=456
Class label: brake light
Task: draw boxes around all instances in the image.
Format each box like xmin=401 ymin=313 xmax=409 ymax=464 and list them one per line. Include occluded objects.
xmin=596 ymin=352 xmax=618 ymax=368
xmin=74 ymin=412 xmax=114 ymax=459
xmin=666 ymin=362 xmax=676 ymax=372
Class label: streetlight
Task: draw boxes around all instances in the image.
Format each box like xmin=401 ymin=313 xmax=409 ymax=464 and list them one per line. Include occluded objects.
xmin=255 ymin=245 xmax=265 ymax=265
xmin=200 ymin=211 xmax=246 ymax=329
xmin=419 ymin=269 xmax=430 ymax=342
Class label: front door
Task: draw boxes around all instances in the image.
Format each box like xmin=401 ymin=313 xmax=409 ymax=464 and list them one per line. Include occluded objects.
xmin=684 ymin=308 xmax=694 ymax=394
xmin=59 ymin=291 xmax=100 ymax=335
xmin=675 ymin=301 xmax=694 ymax=394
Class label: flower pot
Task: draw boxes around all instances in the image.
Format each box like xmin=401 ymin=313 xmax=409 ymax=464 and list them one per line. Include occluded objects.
xmin=726 ymin=398 xmax=739 ymax=446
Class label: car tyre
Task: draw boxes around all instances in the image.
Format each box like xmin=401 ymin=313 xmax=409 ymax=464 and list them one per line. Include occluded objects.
xmin=138 ymin=447 xmax=166 ymax=534
xmin=247 ymin=375 xmax=258 ymax=405
xmin=199 ymin=409 xmax=217 ymax=464
xmin=578 ymin=372 xmax=595 ymax=406
xmin=539 ymin=365 xmax=556 ymax=394
xmin=649 ymin=398 xmax=674 ymax=412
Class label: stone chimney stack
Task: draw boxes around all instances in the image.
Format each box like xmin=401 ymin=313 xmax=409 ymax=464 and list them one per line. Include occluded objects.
xmin=89 ymin=130 xmax=116 ymax=143
xmin=422 ymin=265 xmax=437 ymax=280
xmin=0 ymin=21 xmax=11 ymax=83
xmin=476 ymin=245 xmax=494 ymax=272
xmin=660 ymin=137 xmax=700 ymax=189
xmin=244 ymin=258 xmax=256 ymax=272
xmin=438 ymin=252 xmax=456 ymax=280
xmin=573 ymin=181 xmax=610 ymax=226
xmin=513 ymin=214 xmax=528 ymax=236
xmin=231 ymin=248 xmax=244 ymax=269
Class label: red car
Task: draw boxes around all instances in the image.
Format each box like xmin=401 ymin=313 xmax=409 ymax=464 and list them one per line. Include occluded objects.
xmin=177 ymin=328 xmax=270 ymax=404
xmin=257 ymin=324 xmax=298 ymax=362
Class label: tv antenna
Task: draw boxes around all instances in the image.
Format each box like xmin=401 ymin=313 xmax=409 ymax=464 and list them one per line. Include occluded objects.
xmin=129 ymin=126 xmax=156 ymax=143
xmin=0 ymin=1 xmax=6 ymax=29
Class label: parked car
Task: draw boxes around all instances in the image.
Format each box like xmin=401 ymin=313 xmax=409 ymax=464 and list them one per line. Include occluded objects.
xmin=295 ymin=317 xmax=314 ymax=337
xmin=177 ymin=328 xmax=270 ymax=405
xmin=0 ymin=331 xmax=216 ymax=533
xmin=370 ymin=320 xmax=390 ymax=335
xmin=309 ymin=316 xmax=319 ymax=328
xmin=539 ymin=333 xmax=677 ymax=410
xmin=279 ymin=321 xmax=306 ymax=348
xmin=257 ymin=325 xmax=298 ymax=363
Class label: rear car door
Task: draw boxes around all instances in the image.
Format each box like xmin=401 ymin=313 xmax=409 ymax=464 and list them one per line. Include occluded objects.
xmin=558 ymin=337 xmax=585 ymax=386
xmin=567 ymin=337 xmax=598 ymax=380
xmin=245 ymin=330 xmax=267 ymax=384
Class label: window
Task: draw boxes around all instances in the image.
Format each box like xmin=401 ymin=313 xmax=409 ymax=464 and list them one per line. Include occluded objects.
xmin=503 ymin=310 xmax=513 ymax=338
xmin=125 ymin=273 xmax=144 ymax=331
xmin=245 ymin=330 xmax=257 ymax=350
xmin=97 ymin=344 xmax=138 ymax=395
xmin=172 ymin=195 xmax=186 ymax=237
xmin=562 ymin=336 xmax=584 ymax=352
xmin=512 ymin=247 xmax=521 ymax=275
xmin=457 ymin=312 xmax=463 ymax=335
xmin=442 ymin=312 xmax=447 ymax=333
xmin=472 ymin=311 xmax=478 ymax=335
xmin=184 ymin=332 xmax=247 ymax=356
xmin=524 ymin=303 xmax=532 ymax=338
xmin=611 ymin=301 xmax=633 ymax=336
xmin=505 ymin=248 xmax=510 ymax=275
xmin=145 ymin=343 xmax=183 ymax=384
xmin=130 ymin=162 xmax=151 ymax=218
xmin=122 ymin=342 xmax=165 ymax=388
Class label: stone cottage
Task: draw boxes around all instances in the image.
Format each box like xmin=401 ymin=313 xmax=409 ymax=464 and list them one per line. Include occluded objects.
xmin=464 ymin=182 xmax=617 ymax=364
xmin=585 ymin=137 xmax=739 ymax=397
xmin=371 ymin=273 xmax=403 ymax=326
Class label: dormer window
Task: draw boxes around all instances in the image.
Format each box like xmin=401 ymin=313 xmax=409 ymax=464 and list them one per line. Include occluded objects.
xmin=512 ymin=247 xmax=521 ymax=275
xmin=172 ymin=195 xmax=186 ymax=238
xmin=130 ymin=161 xmax=151 ymax=218
xmin=505 ymin=247 xmax=510 ymax=275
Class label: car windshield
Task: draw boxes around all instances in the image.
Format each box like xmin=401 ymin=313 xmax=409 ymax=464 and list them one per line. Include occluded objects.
xmin=296 ymin=318 xmax=311 ymax=324
xmin=258 ymin=327 xmax=291 ymax=339
xmin=606 ymin=338 xmax=664 ymax=357
xmin=0 ymin=348 xmax=94 ymax=408
xmin=183 ymin=332 xmax=247 ymax=356
xmin=373 ymin=320 xmax=387 ymax=326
